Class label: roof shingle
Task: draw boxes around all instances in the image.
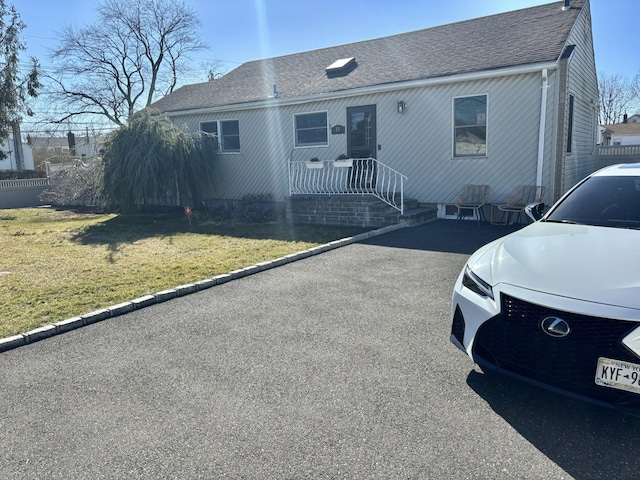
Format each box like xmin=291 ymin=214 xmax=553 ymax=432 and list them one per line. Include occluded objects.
xmin=152 ymin=0 xmax=583 ymax=113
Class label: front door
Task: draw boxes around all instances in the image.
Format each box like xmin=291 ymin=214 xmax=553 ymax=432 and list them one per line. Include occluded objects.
xmin=347 ymin=105 xmax=376 ymax=159
xmin=347 ymin=105 xmax=377 ymax=190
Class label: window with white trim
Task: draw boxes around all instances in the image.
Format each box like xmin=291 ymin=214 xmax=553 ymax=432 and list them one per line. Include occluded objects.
xmin=220 ymin=120 xmax=240 ymax=152
xmin=453 ymin=95 xmax=487 ymax=157
xmin=294 ymin=112 xmax=328 ymax=147
xmin=199 ymin=120 xmax=240 ymax=153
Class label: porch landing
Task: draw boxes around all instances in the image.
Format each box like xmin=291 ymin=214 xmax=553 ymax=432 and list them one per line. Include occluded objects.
xmin=285 ymin=194 xmax=437 ymax=228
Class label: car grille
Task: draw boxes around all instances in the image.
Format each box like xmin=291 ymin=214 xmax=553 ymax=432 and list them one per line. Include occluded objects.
xmin=473 ymin=294 xmax=640 ymax=404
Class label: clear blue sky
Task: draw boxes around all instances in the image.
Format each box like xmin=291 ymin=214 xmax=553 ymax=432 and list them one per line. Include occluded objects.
xmin=12 ymin=0 xmax=640 ymax=129
xmin=15 ymin=0 xmax=639 ymax=78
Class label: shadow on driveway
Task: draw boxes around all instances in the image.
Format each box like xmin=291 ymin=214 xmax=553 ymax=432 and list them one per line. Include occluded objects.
xmin=467 ymin=370 xmax=640 ymax=480
xmin=360 ymin=219 xmax=522 ymax=255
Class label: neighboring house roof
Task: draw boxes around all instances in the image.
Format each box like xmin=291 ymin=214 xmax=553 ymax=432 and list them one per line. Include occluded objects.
xmin=28 ymin=137 xmax=69 ymax=149
xmin=28 ymin=136 xmax=106 ymax=150
xmin=151 ymin=0 xmax=584 ymax=114
xmin=602 ymin=123 xmax=640 ymax=136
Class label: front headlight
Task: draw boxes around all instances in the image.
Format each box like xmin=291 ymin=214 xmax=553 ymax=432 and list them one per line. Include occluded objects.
xmin=462 ymin=265 xmax=494 ymax=300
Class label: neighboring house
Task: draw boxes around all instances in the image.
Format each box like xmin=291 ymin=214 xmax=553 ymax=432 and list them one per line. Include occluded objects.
xmin=0 ymin=138 xmax=34 ymax=171
xmin=27 ymin=134 xmax=106 ymax=171
xmin=627 ymin=114 xmax=640 ymax=124
xmin=151 ymin=0 xmax=599 ymax=224
xmin=601 ymin=123 xmax=640 ymax=146
xmin=27 ymin=134 xmax=105 ymax=158
xmin=27 ymin=136 xmax=72 ymax=155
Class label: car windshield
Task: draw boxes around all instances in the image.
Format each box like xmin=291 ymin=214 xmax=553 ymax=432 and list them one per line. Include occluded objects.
xmin=545 ymin=175 xmax=640 ymax=229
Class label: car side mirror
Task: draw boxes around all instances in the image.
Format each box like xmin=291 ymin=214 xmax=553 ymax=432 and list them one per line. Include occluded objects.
xmin=525 ymin=201 xmax=545 ymax=222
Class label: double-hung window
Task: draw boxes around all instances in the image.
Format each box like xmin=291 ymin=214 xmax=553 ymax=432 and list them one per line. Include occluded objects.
xmin=220 ymin=120 xmax=240 ymax=152
xmin=199 ymin=120 xmax=240 ymax=153
xmin=294 ymin=112 xmax=328 ymax=147
xmin=453 ymin=95 xmax=487 ymax=157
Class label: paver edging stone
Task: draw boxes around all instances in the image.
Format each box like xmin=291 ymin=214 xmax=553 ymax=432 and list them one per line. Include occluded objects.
xmin=0 ymin=220 xmax=419 ymax=352
xmin=55 ymin=316 xmax=84 ymax=333
xmin=0 ymin=334 xmax=26 ymax=352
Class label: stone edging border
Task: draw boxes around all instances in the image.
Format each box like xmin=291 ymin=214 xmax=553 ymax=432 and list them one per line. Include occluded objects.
xmin=0 ymin=221 xmax=412 ymax=353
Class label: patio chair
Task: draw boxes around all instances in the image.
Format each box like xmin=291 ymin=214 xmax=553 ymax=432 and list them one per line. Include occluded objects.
xmin=497 ymin=185 xmax=546 ymax=224
xmin=455 ymin=184 xmax=490 ymax=224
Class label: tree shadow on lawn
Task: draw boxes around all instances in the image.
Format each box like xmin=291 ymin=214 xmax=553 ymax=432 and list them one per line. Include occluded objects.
xmin=70 ymin=213 xmax=370 ymax=248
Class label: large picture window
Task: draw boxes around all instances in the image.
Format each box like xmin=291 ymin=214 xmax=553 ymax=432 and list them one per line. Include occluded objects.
xmin=295 ymin=112 xmax=328 ymax=147
xmin=199 ymin=120 xmax=240 ymax=153
xmin=453 ymin=95 xmax=487 ymax=157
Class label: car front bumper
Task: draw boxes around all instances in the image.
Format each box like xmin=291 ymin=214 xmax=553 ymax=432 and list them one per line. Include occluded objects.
xmin=451 ymin=271 xmax=640 ymax=413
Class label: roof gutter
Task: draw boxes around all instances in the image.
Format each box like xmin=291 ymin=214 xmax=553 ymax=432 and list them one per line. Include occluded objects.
xmin=160 ymin=61 xmax=558 ymax=117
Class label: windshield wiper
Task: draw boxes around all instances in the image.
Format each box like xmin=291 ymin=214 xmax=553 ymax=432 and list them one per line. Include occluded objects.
xmin=544 ymin=218 xmax=581 ymax=225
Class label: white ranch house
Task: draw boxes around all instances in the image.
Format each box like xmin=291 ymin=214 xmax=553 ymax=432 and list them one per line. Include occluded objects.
xmin=151 ymin=0 xmax=599 ymax=227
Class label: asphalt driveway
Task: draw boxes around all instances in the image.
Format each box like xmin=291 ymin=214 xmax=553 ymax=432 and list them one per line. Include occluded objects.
xmin=1 ymin=220 xmax=639 ymax=479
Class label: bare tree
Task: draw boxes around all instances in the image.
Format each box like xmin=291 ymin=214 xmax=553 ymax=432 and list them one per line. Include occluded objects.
xmin=47 ymin=0 xmax=206 ymax=127
xmin=598 ymin=71 xmax=640 ymax=125
xmin=201 ymin=59 xmax=227 ymax=81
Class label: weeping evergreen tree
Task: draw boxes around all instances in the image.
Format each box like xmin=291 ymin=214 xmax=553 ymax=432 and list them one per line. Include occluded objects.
xmin=102 ymin=109 xmax=217 ymax=213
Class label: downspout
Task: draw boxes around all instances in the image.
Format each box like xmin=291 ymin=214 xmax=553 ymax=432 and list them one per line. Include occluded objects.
xmin=536 ymin=68 xmax=548 ymax=187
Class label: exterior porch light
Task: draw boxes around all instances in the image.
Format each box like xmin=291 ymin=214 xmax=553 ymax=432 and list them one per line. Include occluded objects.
xmin=397 ymin=101 xmax=406 ymax=114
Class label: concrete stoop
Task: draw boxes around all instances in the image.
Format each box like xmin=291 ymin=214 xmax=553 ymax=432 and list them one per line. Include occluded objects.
xmin=369 ymin=198 xmax=437 ymax=227
xmin=398 ymin=206 xmax=438 ymax=225
xmin=286 ymin=194 xmax=437 ymax=228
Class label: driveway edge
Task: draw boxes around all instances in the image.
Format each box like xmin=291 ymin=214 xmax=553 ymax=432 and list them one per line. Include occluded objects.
xmin=0 ymin=221 xmax=414 ymax=353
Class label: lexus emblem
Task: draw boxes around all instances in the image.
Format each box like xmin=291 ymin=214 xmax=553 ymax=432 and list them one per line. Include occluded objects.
xmin=540 ymin=317 xmax=571 ymax=338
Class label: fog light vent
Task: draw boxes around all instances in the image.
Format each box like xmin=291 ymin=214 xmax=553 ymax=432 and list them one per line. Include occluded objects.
xmin=452 ymin=305 xmax=466 ymax=346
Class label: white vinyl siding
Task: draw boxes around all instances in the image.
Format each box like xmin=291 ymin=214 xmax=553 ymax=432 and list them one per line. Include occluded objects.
xmin=177 ymin=74 xmax=544 ymax=204
xmin=559 ymin=0 xmax=599 ymax=196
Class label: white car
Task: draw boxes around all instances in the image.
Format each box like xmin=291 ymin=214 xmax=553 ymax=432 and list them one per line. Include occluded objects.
xmin=451 ymin=163 xmax=640 ymax=413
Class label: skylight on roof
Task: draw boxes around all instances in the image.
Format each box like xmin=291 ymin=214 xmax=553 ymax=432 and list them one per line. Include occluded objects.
xmin=326 ymin=57 xmax=357 ymax=78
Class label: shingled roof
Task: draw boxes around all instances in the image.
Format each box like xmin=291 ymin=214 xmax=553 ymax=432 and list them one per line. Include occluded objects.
xmin=603 ymin=123 xmax=640 ymax=136
xmin=151 ymin=0 xmax=584 ymax=114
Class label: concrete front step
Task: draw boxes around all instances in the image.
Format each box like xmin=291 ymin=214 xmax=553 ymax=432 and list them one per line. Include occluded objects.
xmin=398 ymin=206 xmax=438 ymax=225
xmin=371 ymin=200 xmax=437 ymax=226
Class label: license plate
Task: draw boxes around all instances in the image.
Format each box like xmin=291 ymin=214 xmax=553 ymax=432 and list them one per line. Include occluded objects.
xmin=595 ymin=357 xmax=640 ymax=395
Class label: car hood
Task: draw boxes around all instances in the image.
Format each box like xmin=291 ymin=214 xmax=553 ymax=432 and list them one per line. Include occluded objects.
xmin=467 ymin=221 xmax=640 ymax=310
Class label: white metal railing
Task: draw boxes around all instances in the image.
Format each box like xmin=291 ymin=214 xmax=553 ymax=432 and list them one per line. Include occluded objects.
xmin=598 ymin=145 xmax=640 ymax=156
xmin=0 ymin=178 xmax=49 ymax=188
xmin=289 ymin=158 xmax=407 ymax=213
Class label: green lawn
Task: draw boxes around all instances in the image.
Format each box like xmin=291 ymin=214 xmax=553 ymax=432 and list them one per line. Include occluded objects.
xmin=0 ymin=208 xmax=368 ymax=338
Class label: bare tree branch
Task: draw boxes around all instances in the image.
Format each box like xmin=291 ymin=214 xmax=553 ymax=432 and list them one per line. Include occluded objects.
xmin=598 ymin=71 xmax=640 ymax=125
xmin=47 ymin=0 xmax=205 ymax=127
